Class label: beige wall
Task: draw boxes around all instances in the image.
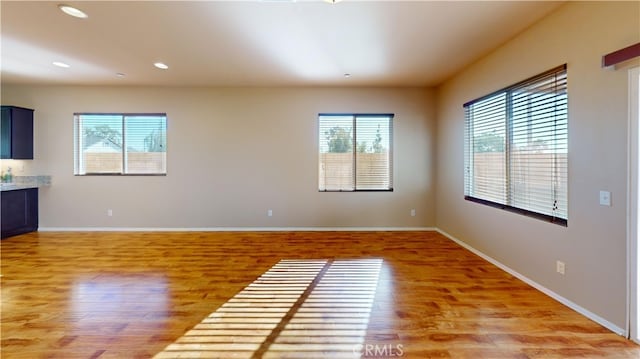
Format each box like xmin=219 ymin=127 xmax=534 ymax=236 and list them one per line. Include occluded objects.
xmin=0 ymin=86 xmax=436 ymax=229
xmin=436 ymin=1 xmax=639 ymax=330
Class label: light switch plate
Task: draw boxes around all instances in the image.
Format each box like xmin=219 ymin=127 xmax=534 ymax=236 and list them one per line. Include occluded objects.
xmin=599 ymin=190 xmax=611 ymax=206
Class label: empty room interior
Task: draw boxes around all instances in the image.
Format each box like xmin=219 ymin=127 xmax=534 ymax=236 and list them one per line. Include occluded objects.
xmin=2 ymin=0 xmax=640 ymax=358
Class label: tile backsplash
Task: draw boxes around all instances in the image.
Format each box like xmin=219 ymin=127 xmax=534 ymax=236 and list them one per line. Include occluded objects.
xmin=1 ymin=160 xmax=50 ymax=187
xmin=1 ymin=159 xmax=36 ymax=176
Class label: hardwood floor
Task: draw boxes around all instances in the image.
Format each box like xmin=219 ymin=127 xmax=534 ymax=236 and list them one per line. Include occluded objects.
xmin=1 ymin=231 xmax=638 ymax=358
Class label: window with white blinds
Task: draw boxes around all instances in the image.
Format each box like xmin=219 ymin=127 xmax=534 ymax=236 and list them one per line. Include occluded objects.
xmin=464 ymin=65 xmax=568 ymax=225
xmin=318 ymin=114 xmax=393 ymax=191
xmin=74 ymin=113 xmax=167 ymax=175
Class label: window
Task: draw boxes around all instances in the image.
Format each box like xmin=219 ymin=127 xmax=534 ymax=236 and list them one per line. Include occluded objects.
xmin=318 ymin=114 xmax=393 ymax=191
xmin=74 ymin=113 xmax=167 ymax=175
xmin=463 ymin=65 xmax=568 ymax=225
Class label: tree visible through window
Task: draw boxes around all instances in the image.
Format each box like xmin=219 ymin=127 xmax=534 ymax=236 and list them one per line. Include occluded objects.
xmin=464 ymin=65 xmax=568 ymax=225
xmin=74 ymin=113 xmax=167 ymax=175
xmin=318 ymin=114 xmax=393 ymax=191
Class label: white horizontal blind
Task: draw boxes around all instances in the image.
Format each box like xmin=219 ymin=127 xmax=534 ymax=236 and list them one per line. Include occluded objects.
xmin=74 ymin=113 xmax=167 ymax=175
xmin=464 ymin=93 xmax=507 ymax=204
xmin=464 ymin=65 xmax=567 ymax=224
xmin=318 ymin=114 xmax=393 ymax=191
xmin=124 ymin=115 xmax=167 ymax=174
xmin=318 ymin=115 xmax=353 ymax=191
xmin=355 ymin=116 xmax=393 ymax=190
xmin=74 ymin=114 xmax=124 ymax=174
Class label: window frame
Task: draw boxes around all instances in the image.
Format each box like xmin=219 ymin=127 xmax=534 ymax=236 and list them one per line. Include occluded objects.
xmin=318 ymin=113 xmax=394 ymax=192
xmin=73 ymin=112 xmax=167 ymax=176
xmin=463 ymin=65 xmax=568 ymax=226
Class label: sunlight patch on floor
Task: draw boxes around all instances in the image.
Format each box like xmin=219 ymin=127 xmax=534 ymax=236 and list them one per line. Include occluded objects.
xmin=154 ymin=258 xmax=382 ymax=358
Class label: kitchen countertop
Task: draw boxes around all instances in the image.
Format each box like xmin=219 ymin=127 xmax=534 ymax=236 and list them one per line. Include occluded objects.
xmin=0 ymin=183 xmax=39 ymax=192
xmin=0 ymin=175 xmax=51 ymax=192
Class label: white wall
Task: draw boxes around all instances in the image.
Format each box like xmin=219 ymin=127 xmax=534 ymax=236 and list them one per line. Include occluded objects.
xmin=436 ymin=1 xmax=640 ymax=331
xmin=1 ymin=86 xmax=436 ymax=229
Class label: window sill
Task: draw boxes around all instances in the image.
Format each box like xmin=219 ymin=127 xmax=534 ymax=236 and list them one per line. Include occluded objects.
xmin=464 ymin=195 xmax=567 ymax=227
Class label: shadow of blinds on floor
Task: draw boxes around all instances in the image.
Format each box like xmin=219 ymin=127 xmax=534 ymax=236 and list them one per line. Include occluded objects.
xmin=154 ymin=258 xmax=383 ymax=358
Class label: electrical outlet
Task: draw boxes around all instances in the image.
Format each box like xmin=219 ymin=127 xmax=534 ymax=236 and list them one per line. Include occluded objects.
xmin=410 ymin=209 xmax=416 ymax=217
xmin=556 ymin=260 xmax=565 ymax=275
xmin=599 ymin=190 xmax=611 ymax=206
xmin=267 ymin=209 xmax=273 ymax=217
xmin=107 ymin=209 xmax=113 ymax=217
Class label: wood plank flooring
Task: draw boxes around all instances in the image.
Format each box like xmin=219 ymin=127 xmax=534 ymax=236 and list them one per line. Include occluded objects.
xmin=1 ymin=231 xmax=638 ymax=358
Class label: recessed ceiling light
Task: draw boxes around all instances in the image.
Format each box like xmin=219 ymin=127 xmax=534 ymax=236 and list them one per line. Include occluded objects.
xmin=116 ymin=73 xmax=126 ymax=78
xmin=58 ymin=4 xmax=88 ymax=19
xmin=53 ymin=61 xmax=70 ymax=68
xmin=154 ymin=62 xmax=169 ymax=70
xmin=344 ymin=73 xmax=351 ymax=78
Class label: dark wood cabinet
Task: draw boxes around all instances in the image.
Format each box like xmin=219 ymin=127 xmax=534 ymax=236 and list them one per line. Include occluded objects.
xmin=1 ymin=188 xmax=38 ymax=239
xmin=1 ymin=106 xmax=34 ymax=159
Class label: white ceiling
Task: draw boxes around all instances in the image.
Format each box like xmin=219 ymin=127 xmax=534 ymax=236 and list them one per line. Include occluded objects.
xmin=1 ymin=1 xmax=564 ymax=87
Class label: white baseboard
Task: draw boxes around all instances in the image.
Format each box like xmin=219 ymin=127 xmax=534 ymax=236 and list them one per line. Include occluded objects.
xmin=435 ymin=228 xmax=627 ymax=337
xmin=38 ymin=226 xmax=436 ymax=232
